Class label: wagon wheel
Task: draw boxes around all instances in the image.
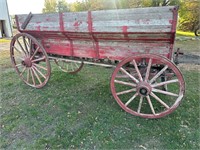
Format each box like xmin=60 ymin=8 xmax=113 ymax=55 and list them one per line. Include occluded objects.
xmin=110 ymin=54 xmax=185 ymax=119
xmin=10 ymin=33 xmax=51 ymax=88
xmin=54 ymin=59 xmax=83 ymax=74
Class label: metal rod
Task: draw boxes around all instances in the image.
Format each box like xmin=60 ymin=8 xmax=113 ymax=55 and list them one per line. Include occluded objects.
xmin=49 ymin=56 xmax=116 ymax=68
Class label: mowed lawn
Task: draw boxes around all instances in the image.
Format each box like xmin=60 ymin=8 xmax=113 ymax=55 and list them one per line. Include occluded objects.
xmin=0 ymin=44 xmax=199 ymax=149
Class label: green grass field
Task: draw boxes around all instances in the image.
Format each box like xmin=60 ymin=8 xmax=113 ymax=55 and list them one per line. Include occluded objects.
xmin=0 ymin=48 xmax=199 ymax=149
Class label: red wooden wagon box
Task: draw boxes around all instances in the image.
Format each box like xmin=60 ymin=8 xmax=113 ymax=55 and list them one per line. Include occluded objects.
xmin=10 ymin=6 xmax=185 ymax=118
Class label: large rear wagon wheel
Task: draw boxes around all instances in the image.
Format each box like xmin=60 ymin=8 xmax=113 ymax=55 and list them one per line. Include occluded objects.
xmin=110 ymin=54 xmax=185 ymax=119
xmin=10 ymin=33 xmax=51 ymax=88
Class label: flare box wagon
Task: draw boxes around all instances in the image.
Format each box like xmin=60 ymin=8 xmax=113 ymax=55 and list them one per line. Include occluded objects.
xmin=10 ymin=6 xmax=185 ymax=118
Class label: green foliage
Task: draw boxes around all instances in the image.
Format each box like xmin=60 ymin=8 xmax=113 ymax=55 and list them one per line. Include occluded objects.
xmin=42 ymin=0 xmax=69 ymax=13
xmin=42 ymin=0 xmax=57 ymax=13
xmin=178 ymin=0 xmax=200 ymax=31
xmin=70 ymin=1 xmax=89 ymax=12
xmin=57 ymin=0 xmax=69 ymax=12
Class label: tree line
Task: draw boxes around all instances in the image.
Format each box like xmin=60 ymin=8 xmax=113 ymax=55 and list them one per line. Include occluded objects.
xmin=42 ymin=0 xmax=200 ymax=32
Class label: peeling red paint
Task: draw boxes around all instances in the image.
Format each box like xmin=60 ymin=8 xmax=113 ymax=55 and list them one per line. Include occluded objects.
xmin=169 ymin=20 xmax=173 ymax=24
xmin=122 ymin=26 xmax=128 ymax=33
xmin=73 ymin=21 xmax=82 ymax=27
xmin=36 ymin=25 xmax=41 ymax=31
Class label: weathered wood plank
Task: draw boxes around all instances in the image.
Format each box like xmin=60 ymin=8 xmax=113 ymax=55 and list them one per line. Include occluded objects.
xmin=16 ymin=6 xmax=178 ymax=61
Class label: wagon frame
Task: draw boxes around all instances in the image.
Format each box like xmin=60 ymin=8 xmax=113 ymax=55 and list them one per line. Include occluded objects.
xmin=10 ymin=6 xmax=185 ymax=119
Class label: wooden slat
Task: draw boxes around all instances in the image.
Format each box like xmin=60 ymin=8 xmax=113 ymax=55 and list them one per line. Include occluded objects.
xmin=17 ymin=6 xmax=176 ymax=33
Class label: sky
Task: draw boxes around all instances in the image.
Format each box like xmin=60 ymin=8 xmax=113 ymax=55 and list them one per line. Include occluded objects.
xmin=7 ymin=0 xmax=80 ymax=15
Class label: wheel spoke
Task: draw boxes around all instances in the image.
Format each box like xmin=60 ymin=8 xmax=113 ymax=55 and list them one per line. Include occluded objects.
xmin=28 ymin=38 xmax=31 ymax=48
xmin=23 ymin=37 xmax=29 ymax=55
xmin=30 ymin=47 xmax=40 ymax=60
xmin=27 ymin=68 xmax=30 ymax=83
xmin=16 ymin=63 xmax=22 ymax=68
xmin=146 ymin=96 xmax=155 ymax=115
xmin=120 ymin=67 xmax=139 ymax=83
xmin=149 ymin=65 xmax=168 ymax=84
xmin=62 ymin=61 xmax=65 ymax=69
xmin=30 ymin=68 xmax=36 ymax=86
xmin=74 ymin=62 xmax=79 ymax=69
xmin=13 ymin=46 xmax=22 ymax=54
xmin=32 ymin=56 xmax=45 ymax=63
xmin=151 ymin=79 xmax=179 ymax=88
xmin=117 ymin=88 xmax=136 ymax=96
xmin=114 ymin=80 xmax=136 ymax=87
xmin=16 ymin=39 xmax=27 ymax=55
xmin=66 ymin=62 xmax=69 ymax=71
xmin=132 ymin=59 xmax=143 ymax=81
xmin=150 ymin=92 xmax=170 ymax=109
xmin=32 ymin=65 xmax=46 ymax=79
xmin=19 ymin=66 xmax=27 ymax=77
xmin=33 ymin=63 xmax=48 ymax=71
xmin=12 ymin=54 xmax=24 ymax=61
xmin=31 ymin=67 xmax=42 ymax=84
xmin=152 ymin=88 xmax=178 ymax=97
xmin=125 ymin=93 xmax=138 ymax=106
xmin=71 ymin=62 xmax=74 ymax=71
xmin=144 ymin=58 xmax=152 ymax=82
xmin=115 ymin=74 xmax=129 ymax=78
xmin=137 ymin=96 xmax=143 ymax=113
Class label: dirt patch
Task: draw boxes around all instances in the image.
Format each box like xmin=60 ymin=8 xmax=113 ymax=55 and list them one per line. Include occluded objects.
xmin=178 ymin=54 xmax=200 ymax=65
xmin=178 ymin=64 xmax=200 ymax=71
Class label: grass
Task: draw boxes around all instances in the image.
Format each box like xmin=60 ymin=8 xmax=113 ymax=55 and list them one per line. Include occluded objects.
xmin=0 ymin=39 xmax=11 ymax=43
xmin=0 ymin=37 xmax=199 ymax=149
xmin=0 ymin=49 xmax=200 ymax=149
xmin=175 ymin=40 xmax=200 ymax=53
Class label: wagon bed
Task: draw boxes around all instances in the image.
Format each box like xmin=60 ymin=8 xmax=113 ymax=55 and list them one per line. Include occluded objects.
xmin=10 ymin=6 xmax=185 ymax=119
xmin=16 ymin=6 xmax=177 ymax=60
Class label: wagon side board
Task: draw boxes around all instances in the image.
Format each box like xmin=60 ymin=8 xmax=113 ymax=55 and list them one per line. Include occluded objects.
xmin=15 ymin=6 xmax=178 ymax=61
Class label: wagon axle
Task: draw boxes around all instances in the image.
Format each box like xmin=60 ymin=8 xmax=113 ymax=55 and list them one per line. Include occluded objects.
xmin=137 ymin=82 xmax=152 ymax=97
xmin=22 ymin=57 xmax=32 ymax=67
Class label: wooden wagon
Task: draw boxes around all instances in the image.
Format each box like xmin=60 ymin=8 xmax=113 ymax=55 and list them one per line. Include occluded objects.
xmin=10 ymin=6 xmax=185 ymax=118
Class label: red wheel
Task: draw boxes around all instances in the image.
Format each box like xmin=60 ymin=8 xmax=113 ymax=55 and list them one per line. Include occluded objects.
xmin=10 ymin=33 xmax=51 ymax=88
xmin=110 ymin=54 xmax=185 ymax=118
xmin=54 ymin=59 xmax=84 ymax=74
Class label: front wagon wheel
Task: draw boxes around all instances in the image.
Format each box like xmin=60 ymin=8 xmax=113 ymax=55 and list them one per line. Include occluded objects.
xmin=110 ymin=54 xmax=185 ymax=119
xmin=10 ymin=33 xmax=51 ymax=88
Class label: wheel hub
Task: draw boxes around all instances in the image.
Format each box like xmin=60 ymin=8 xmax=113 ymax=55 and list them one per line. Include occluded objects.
xmin=137 ymin=82 xmax=152 ymax=96
xmin=22 ymin=57 xmax=32 ymax=67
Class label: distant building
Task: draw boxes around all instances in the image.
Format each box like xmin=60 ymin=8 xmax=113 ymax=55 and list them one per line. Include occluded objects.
xmin=0 ymin=0 xmax=12 ymax=38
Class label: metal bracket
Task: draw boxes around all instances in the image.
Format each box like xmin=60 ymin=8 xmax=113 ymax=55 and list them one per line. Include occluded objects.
xmin=174 ymin=48 xmax=184 ymax=64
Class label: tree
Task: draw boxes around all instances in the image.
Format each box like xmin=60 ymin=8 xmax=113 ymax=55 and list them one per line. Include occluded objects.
xmin=178 ymin=0 xmax=200 ymax=31
xmin=42 ymin=0 xmax=57 ymax=13
xmin=57 ymin=0 xmax=69 ymax=12
xmin=151 ymin=0 xmax=180 ymax=6
xmin=70 ymin=1 xmax=89 ymax=12
xmin=43 ymin=0 xmax=70 ymax=13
